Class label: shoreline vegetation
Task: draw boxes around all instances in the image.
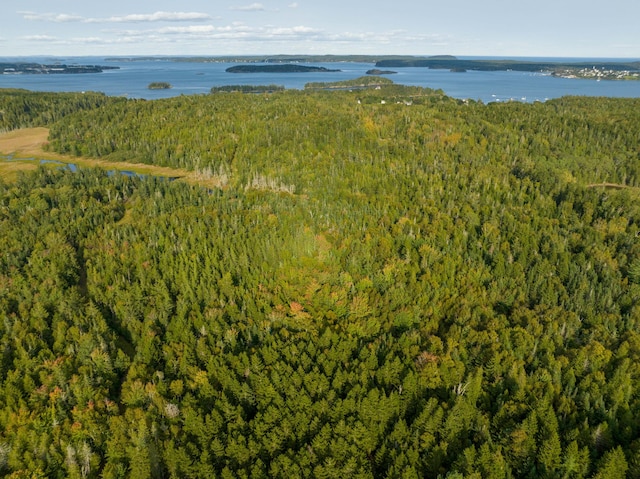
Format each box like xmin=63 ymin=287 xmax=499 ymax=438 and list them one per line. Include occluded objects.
xmin=210 ymin=84 xmax=285 ymax=93
xmin=305 ymin=76 xmax=395 ymax=90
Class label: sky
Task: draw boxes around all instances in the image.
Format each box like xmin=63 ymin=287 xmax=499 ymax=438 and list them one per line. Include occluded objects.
xmin=1 ymin=0 xmax=639 ymax=58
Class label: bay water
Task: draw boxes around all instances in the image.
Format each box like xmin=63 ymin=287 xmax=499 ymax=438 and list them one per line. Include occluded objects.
xmin=1 ymin=56 xmax=639 ymax=103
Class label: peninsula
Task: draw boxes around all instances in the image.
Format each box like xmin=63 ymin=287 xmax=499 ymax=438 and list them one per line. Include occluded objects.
xmin=551 ymin=66 xmax=640 ymax=81
xmin=0 ymin=63 xmax=119 ymax=74
xmin=374 ymin=57 xmax=640 ymax=79
xmin=305 ymin=75 xmax=394 ymax=90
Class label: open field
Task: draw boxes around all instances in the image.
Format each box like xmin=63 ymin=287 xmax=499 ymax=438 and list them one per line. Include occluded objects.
xmin=0 ymin=127 xmax=52 ymax=156
xmin=0 ymin=127 xmax=224 ymax=188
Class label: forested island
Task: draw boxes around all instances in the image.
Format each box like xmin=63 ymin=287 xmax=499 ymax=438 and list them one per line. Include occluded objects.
xmin=0 ymin=63 xmax=118 ymax=74
xmin=366 ymin=69 xmax=397 ymax=75
xmin=147 ymin=82 xmax=172 ymax=90
xmin=226 ymin=64 xmax=340 ymax=73
xmin=1 ymin=84 xmax=640 ymax=478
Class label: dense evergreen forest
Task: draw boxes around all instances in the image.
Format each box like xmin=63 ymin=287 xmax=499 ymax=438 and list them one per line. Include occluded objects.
xmin=1 ymin=84 xmax=640 ymax=478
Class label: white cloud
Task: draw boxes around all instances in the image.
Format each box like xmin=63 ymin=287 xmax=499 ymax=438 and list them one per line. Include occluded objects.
xmin=157 ymin=25 xmax=218 ymax=34
xmin=23 ymin=34 xmax=58 ymax=41
xmin=289 ymin=3 xmax=299 ymax=7
xmin=230 ymin=3 xmax=266 ymax=11
xmin=99 ymin=22 xmax=334 ymax=45
xmin=100 ymin=12 xmax=213 ymax=23
xmin=268 ymin=26 xmax=321 ymax=36
xmin=12 ymin=10 xmax=454 ymax=54
xmin=72 ymin=37 xmax=110 ymax=44
xmin=19 ymin=12 xmax=84 ymax=23
xmin=19 ymin=11 xmax=213 ymax=24
xmin=96 ymin=23 xmax=445 ymax=47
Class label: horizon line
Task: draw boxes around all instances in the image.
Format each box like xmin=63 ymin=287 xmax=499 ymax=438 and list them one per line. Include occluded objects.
xmin=1 ymin=53 xmax=639 ymax=60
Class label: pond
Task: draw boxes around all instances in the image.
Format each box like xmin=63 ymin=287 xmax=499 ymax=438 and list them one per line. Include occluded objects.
xmin=0 ymin=155 xmax=179 ymax=179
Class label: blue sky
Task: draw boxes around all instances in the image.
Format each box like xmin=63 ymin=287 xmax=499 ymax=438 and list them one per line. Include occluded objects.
xmin=1 ymin=0 xmax=638 ymax=58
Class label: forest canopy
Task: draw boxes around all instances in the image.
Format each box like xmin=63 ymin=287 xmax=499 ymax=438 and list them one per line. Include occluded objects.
xmin=1 ymin=85 xmax=640 ymax=478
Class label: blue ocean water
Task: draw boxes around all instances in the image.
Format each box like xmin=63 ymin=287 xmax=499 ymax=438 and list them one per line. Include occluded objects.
xmin=1 ymin=56 xmax=639 ymax=103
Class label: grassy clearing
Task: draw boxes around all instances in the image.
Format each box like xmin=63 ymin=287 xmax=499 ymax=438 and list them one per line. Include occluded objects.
xmin=0 ymin=160 xmax=39 ymax=182
xmin=0 ymin=127 xmax=52 ymax=157
xmin=0 ymin=127 xmax=228 ymax=188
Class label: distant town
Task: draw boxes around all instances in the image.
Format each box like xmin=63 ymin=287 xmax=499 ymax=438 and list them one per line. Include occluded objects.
xmin=551 ymin=66 xmax=640 ymax=81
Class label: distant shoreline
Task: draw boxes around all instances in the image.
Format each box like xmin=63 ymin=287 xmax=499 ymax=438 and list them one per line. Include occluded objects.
xmin=96 ymin=55 xmax=640 ymax=80
xmin=374 ymin=58 xmax=640 ymax=79
xmin=0 ymin=62 xmax=118 ymax=75
xmin=226 ymin=64 xmax=341 ymax=73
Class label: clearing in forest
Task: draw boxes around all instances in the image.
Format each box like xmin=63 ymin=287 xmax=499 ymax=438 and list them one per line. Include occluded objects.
xmin=0 ymin=127 xmax=225 ymax=188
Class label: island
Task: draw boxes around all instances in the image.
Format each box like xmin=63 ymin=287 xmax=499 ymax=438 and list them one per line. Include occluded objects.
xmin=148 ymin=82 xmax=172 ymax=90
xmin=0 ymin=63 xmax=118 ymax=74
xmin=366 ymin=69 xmax=397 ymax=75
xmin=226 ymin=64 xmax=341 ymax=74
